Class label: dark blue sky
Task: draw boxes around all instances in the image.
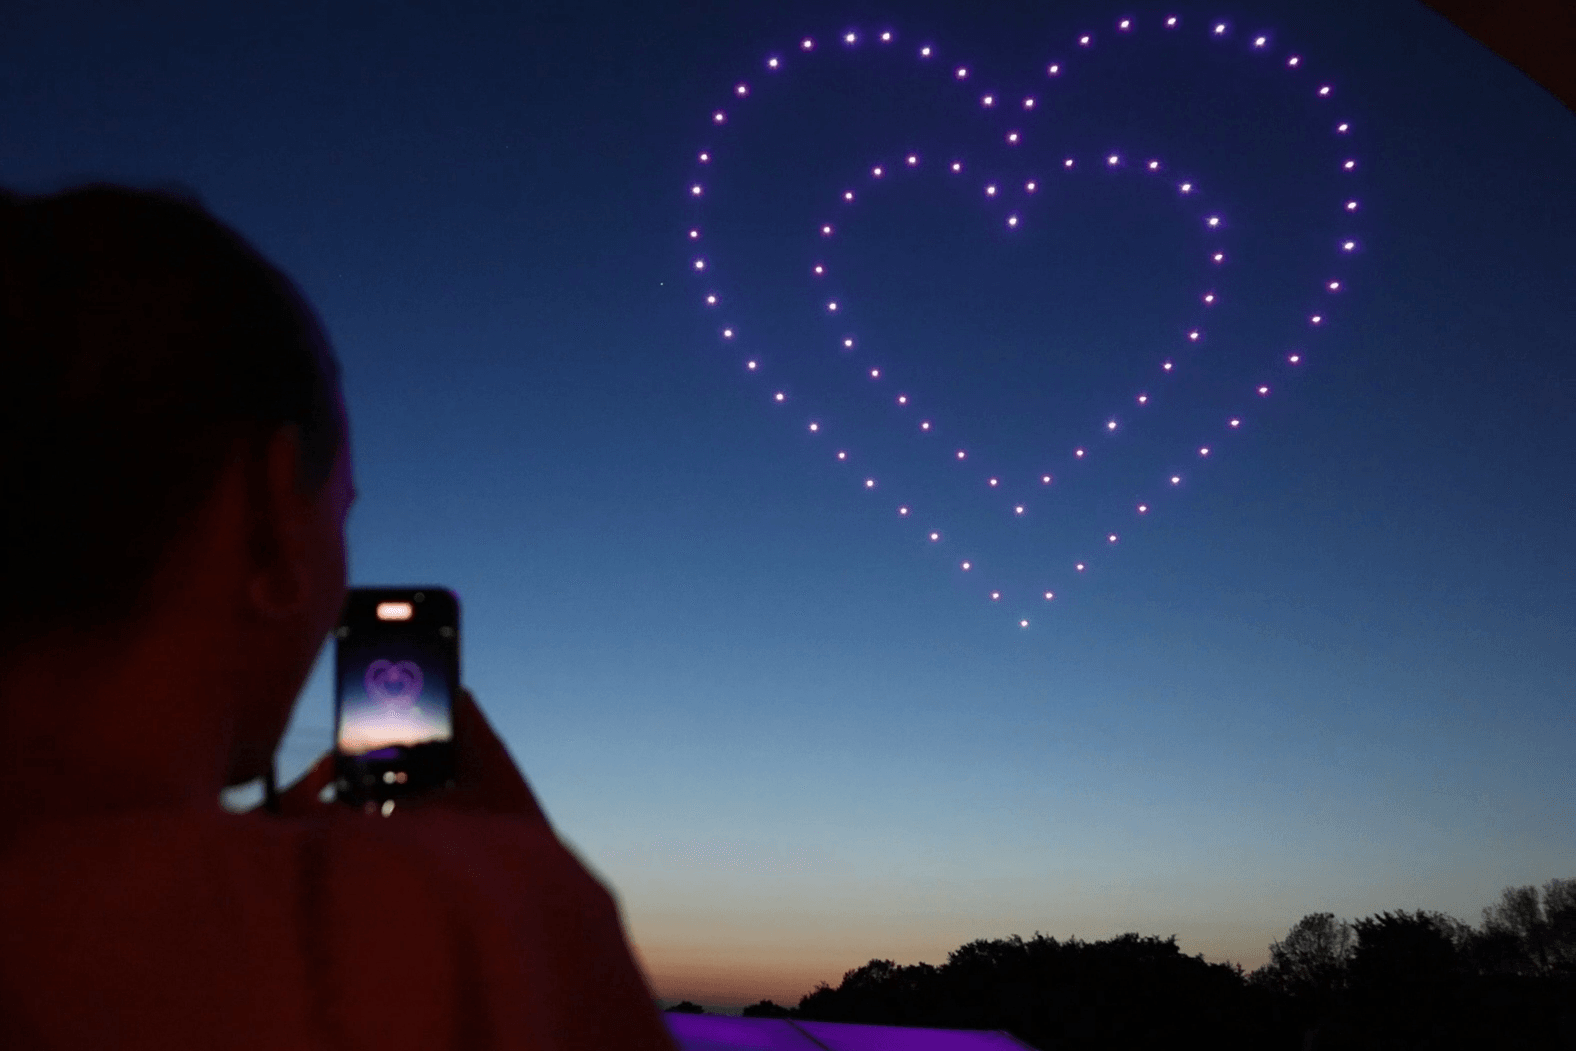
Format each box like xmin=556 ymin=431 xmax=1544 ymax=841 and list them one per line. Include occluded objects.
xmin=5 ymin=0 xmax=1572 ymax=1008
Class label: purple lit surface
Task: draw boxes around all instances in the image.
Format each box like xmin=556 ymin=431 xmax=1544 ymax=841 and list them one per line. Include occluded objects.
xmin=664 ymin=1015 xmax=1035 ymax=1051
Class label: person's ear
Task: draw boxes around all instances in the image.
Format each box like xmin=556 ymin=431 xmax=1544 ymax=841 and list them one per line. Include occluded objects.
xmin=245 ymin=424 xmax=313 ymax=620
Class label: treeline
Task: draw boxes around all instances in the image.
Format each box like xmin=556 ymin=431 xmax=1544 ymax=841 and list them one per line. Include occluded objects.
xmin=730 ymin=878 xmax=1575 ymax=1050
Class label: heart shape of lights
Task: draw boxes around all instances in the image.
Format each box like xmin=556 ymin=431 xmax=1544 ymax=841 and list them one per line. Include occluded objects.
xmin=365 ymin=659 xmax=424 ymax=710
xmin=686 ymin=16 xmax=1363 ymax=626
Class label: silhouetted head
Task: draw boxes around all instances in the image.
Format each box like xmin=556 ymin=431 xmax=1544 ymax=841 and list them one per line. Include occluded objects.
xmin=0 ymin=184 xmax=354 ymax=788
xmin=1 ymin=184 xmax=344 ymax=643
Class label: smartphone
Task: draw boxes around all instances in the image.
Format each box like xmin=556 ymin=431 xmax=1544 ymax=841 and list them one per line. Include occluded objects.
xmin=333 ymin=587 xmax=459 ymax=810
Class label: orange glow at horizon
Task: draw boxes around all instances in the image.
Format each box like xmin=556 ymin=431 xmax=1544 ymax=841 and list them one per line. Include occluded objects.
xmin=625 ymin=921 xmax=1276 ymax=1011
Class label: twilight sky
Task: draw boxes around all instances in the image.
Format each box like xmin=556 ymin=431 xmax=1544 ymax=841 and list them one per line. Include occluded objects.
xmin=4 ymin=0 xmax=1572 ymax=1010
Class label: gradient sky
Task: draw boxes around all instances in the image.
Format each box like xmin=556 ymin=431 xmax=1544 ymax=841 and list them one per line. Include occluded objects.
xmin=5 ymin=0 xmax=1572 ymax=1011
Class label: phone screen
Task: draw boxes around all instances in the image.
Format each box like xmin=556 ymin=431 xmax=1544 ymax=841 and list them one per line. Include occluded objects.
xmin=334 ymin=587 xmax=459 ymax=806
xmin=336 ymin=636 xmax=453 ymax=757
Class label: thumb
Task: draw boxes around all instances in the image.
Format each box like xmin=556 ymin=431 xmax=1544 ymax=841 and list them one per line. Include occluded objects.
xmin=273 ymin=752 xmax=337 ymax=817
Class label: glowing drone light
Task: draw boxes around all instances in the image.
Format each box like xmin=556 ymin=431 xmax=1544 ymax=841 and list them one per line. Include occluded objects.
xmin=688 ymin=19 xmax=1365 ymax=625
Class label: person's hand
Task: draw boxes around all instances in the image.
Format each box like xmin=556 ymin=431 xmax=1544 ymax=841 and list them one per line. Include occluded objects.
xmin=271 ymin=688 xmax=547 ymax=824
xmin=273 ymin=751 xmax=335 ymax=817
xmin=410 ymin=687 xmax=547 ymax=822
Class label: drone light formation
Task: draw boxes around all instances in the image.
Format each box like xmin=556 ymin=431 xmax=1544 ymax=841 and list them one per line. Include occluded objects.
xmin=686 ymin=17 xmax=1363 ymax=626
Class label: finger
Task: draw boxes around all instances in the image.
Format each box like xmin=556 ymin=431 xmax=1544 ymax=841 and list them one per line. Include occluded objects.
xmin=419 ymin=689 xmax=546 ymax=823
xmin=274 ymin=752 xmax=337 ymax=817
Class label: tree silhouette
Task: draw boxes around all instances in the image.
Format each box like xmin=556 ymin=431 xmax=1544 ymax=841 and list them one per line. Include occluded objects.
xmin=740 ymin=1000 xmax=793 ymax=1018
xmin=664 ymin=1001 xmax=705 ymax=1014
xmin=1248 ymin=912 xmax=1354 ymax=1046
xmin=1480 ymin=878 xmax=1576 ymax=976
xmin=1345 ymin=910 xmax=1473 ymax=1047
xmin=1252 ymin=912 xmax=1354 ymax=998
xmin=734 ymin=878 xmax=1575 ymax=1050
xmin=791 ymin=933 xmax=1279 ymax=1050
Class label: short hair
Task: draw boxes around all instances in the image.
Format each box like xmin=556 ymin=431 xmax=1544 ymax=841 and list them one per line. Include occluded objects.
xmin=0 ymin=184 xmax=344 ymax=644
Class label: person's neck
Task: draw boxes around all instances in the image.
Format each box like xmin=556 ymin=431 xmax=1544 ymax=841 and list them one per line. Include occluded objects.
xmin=0 ymin=614 xmax=240 ymax=823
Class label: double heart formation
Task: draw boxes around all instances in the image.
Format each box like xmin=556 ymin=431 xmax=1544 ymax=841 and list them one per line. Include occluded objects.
xmin=685 ymin=16 xmax=1363 ymax=625
xmin=365 ymin=659 xmax=424 ymax=710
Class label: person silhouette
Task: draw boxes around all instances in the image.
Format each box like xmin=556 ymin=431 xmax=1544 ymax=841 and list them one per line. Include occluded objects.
xmin=0 ymin=184 xmax=676 ymax=1050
